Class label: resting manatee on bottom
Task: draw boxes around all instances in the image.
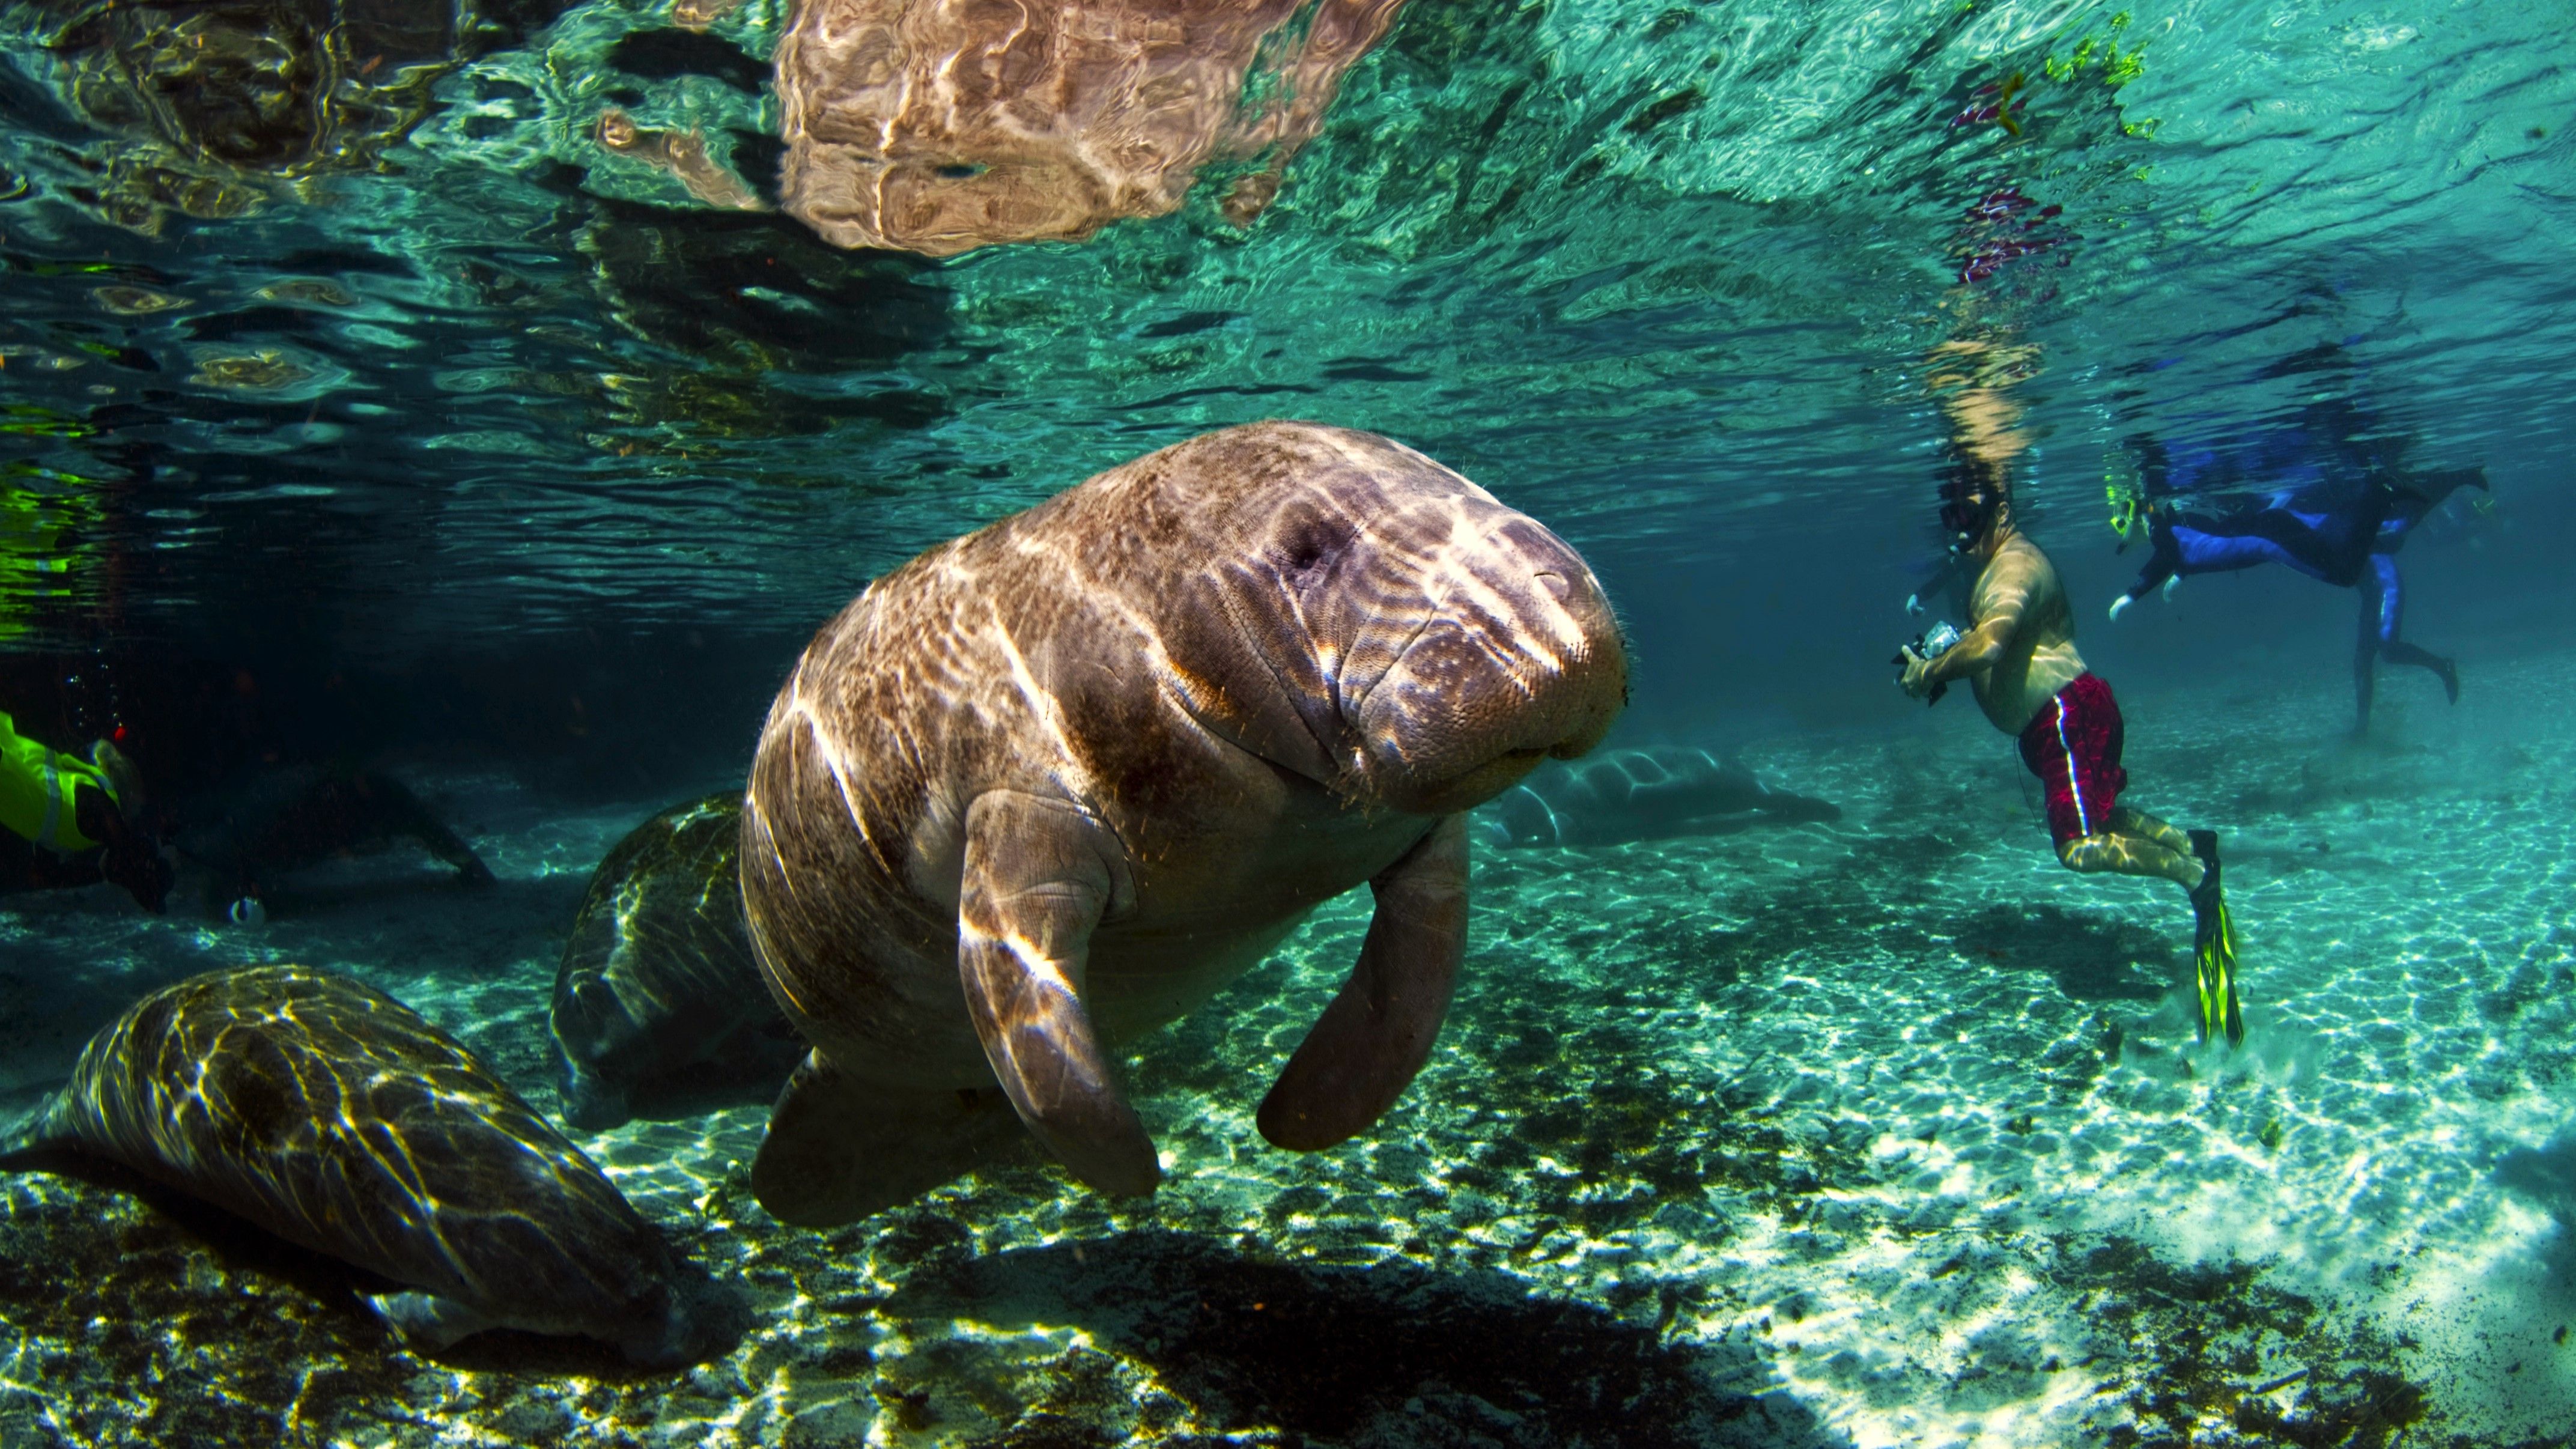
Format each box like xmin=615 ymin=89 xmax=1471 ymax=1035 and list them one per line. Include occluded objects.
xmin=741 ymin=420 xmax=1629 ymax=1226
xmin=551 ymin=794 xmax=803 ymax=1129
xmin=0 ymin=966 xmax=743 ymax=1367
xmin=1481 ymin=746 xmax=1842 ymax=848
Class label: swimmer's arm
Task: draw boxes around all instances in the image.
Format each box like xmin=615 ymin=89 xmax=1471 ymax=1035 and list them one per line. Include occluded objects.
xmin=1906 ymin=553 xmax=2034 ymax=693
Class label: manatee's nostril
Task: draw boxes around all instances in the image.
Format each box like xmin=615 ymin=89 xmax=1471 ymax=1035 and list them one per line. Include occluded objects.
xmin=1534 ymin=570 xmax=1570 ymax=601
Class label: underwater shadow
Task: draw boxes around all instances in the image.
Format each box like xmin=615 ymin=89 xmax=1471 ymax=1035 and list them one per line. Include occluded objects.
xmin=1946 ymin=903 xmax=2177 ymax=1003
xmin=886 ymin=1231 xmax=1845 ymax=1448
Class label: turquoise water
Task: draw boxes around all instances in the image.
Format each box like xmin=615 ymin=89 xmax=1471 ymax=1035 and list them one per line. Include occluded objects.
xmin=2 ymin=0 xmax=2574 ymax=1444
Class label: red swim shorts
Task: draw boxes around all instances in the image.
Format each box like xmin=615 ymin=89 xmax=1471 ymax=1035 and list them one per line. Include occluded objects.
xmin=2016 ymin=672 xmax=2127 ymax=847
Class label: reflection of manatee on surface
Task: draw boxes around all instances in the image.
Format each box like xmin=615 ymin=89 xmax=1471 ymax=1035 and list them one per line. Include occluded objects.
xmin=35 ymin=0 xmax=539 ymax=232
xmin=551 ymin=794 xmax=802 ymax=1131
xmin=0 ymin=965 xmax=745 ymax=1366
xmin=774 ymin=0 xmax=1410 ymax=255
xmin=1480 ymin=746 xmax=1843 ymax=848
xmin=741 ymin=421 xmax=1629 ymax=1227
xmin=594 ymin=107 xmax=766 ymax=212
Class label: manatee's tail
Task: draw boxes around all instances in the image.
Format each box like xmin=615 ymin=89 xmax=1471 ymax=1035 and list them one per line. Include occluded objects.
xmin=2187 ymin=830 xmax=2244 ymax=1048
xmin=0 ymin=1094 xmax=76 ymax=1170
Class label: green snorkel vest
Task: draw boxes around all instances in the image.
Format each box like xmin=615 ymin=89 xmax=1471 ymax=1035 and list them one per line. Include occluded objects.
xmin=0 ymin=711 xmax=117 ymax=855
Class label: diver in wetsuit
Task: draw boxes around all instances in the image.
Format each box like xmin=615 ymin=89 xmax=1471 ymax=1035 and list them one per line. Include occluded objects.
xmin=2352 ymin=468 xmax=2485 ymax=732
xmin=2104 ymin=431 xmax=2395 ymax=618
xmin=2106 ymin=431 xmax=2486 ymax=734
xmin=0 ymin=712 xmax=170 ymax=911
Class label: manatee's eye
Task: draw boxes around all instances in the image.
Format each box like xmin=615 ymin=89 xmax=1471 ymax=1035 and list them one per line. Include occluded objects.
xmin=934 ymin=163 xmax=985 ymax=180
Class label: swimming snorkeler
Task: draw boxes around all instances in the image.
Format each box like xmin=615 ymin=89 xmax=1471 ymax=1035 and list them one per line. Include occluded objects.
xmin=2351 ymin=468 xmax=2485 ymax=732
xmin=0 ymin=711 xmax=170 ymax=913
xmin=1901 ymin=342 xmax=2242 ymax=1046
xmin=2105 ymin=431 xmax=2486 ymax=734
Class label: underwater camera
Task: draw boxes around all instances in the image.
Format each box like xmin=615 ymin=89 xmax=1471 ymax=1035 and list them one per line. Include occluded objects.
xmin=1894 ymin=620 xmax=1961 ymax=705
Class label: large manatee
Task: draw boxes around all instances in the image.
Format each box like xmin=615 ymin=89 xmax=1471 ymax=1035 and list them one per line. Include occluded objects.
xmin=1 ymin=966 xmax=743 ymax=1367
xmin=551 ymin=794 xmax=803 ymax=1129
xmin=741 ymin=421 xmax=1627 ymax=1226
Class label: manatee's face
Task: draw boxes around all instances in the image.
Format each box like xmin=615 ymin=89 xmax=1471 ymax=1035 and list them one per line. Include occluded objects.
xmin=1295 ymin=502 xmax=1627 ymax=816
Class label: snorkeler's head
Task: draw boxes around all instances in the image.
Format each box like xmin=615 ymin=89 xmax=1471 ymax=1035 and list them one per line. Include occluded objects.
xmin=1937 ymin=452 xmax=2009 ymax=554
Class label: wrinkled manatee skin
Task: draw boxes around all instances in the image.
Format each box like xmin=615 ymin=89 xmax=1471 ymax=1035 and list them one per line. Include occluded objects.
xmin=551 ymin=795 xmax=802 ymax=1129
xmin=3 ymin=965 xmax=746 ymax=1367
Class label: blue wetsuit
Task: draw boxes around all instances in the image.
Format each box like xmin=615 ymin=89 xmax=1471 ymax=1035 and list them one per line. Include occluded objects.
xmin=2119 ymin=487 xmax=2389 ymax=602
xmin=2352 ymin=467 xmax=2483 ymax=724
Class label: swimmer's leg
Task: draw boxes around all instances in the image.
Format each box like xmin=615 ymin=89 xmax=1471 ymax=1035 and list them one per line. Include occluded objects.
xmin=2106 ymin=804 xmax=2191 ymax=858
xmin=2056 ymin=828 xmax=2199 ymax=888
xmin=2378 ymin=640 xmax=2459 ymax=704
xmin=2059 ymin=824 xmax=2242 ymax=1047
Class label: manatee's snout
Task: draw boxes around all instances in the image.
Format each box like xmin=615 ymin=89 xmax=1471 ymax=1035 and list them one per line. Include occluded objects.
xmin=1353 ymin=524 xmax=1626 ymax=816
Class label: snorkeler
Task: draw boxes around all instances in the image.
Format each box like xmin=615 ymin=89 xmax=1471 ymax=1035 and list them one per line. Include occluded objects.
xmin=2351 ymin=467 xmax=2485 ymax=732
xmin=2103 ymin=434 xmax=2395 ymax=618
xmin=2107 ymin=432 xmax=2486 ymax=734
xmin=1901 ymin=342 xmax=2241 ymax=1046
xmin=0 ymin=711 xmax=169 ymax=912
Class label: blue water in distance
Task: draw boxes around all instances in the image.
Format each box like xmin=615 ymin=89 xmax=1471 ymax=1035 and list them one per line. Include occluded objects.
xmin=1 ymin=0 xmax=2573 ymax=1443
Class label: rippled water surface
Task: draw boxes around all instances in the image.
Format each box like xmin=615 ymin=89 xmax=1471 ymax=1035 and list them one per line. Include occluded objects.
xmin=2 ymin=0 xmax=2574 ymax=1445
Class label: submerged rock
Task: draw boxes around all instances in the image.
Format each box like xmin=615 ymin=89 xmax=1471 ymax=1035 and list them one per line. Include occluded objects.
xmin=774 ymin=0 xmax=1411 ymax=255
xmin=551 ymin=794 xmax=802 ymax=1129
xmin=0 ymin=965 xmax=744 ymax=1367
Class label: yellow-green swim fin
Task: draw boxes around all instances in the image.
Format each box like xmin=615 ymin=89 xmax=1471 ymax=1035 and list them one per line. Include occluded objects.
xmin=2187 ymin=830 xmax=2244 ymax=1048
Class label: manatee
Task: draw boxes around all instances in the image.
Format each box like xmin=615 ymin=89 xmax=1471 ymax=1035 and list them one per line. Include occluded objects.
xmin=1483 ymin=747 xmax=1842 ymax=848
xmin=774 ymin=0 xmax=1409 ymax=255
xmin=175 ymin=761 xmax=494 ymax=917
xmin=1 ymin=965 xmax=743 ymax=1367
xmin=551 ymin=794 xmax=803 ymax=1129
xmin=741 ymin=420 xmax=1628 ymax=1226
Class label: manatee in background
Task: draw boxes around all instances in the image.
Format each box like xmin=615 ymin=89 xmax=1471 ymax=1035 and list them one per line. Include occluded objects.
xmin=1 ymin=965 xmax=743 ymax=1367
xmin=741 ymin=420 xmax=1628 ymax=1226
xmin=551 ymin=794 xmax=803 ymax=1130
xmin=774 ymin=0 xmax=1410 ymax=255
xmin=174 ymin=761 xmax=494 ymax=917
xmin=1482 ymin=746 xmax=1842 ymax=848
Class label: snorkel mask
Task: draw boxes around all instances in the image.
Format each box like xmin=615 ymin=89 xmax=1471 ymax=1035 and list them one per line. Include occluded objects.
xmin=2104 ymin=455 xmax=2143 ymax=548
xmin=1937 ymin=456 xmax=2002 ymax=554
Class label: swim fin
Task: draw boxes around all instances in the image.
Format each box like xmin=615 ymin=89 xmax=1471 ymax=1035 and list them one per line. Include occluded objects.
xmin=2187 ymin=830 xmax=2244 ymax=1048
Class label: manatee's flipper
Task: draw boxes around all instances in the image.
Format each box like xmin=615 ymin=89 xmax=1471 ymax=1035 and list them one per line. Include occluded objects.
xmin=1260 ymin=813 xmax=1468 ymax=1151
xmin=956 ymin=790 xmax=1158 ymax=1198
xmin=752 ymin=1051 xmax=1031 ymax=1227
xmin=557 ymin=1063 xmax=631 ymax=1134
xmin=1755 ymin=788 xmax=1842 ymax=824
xmin=368 ymin=1290 xmax=500 ymax=1352
xmin=372 ymin=774 xmax=496 ymax=885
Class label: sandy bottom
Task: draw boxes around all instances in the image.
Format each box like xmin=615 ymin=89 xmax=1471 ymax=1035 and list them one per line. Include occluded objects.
xmin=2 ymin=650 xmax=2572 ymax=1448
